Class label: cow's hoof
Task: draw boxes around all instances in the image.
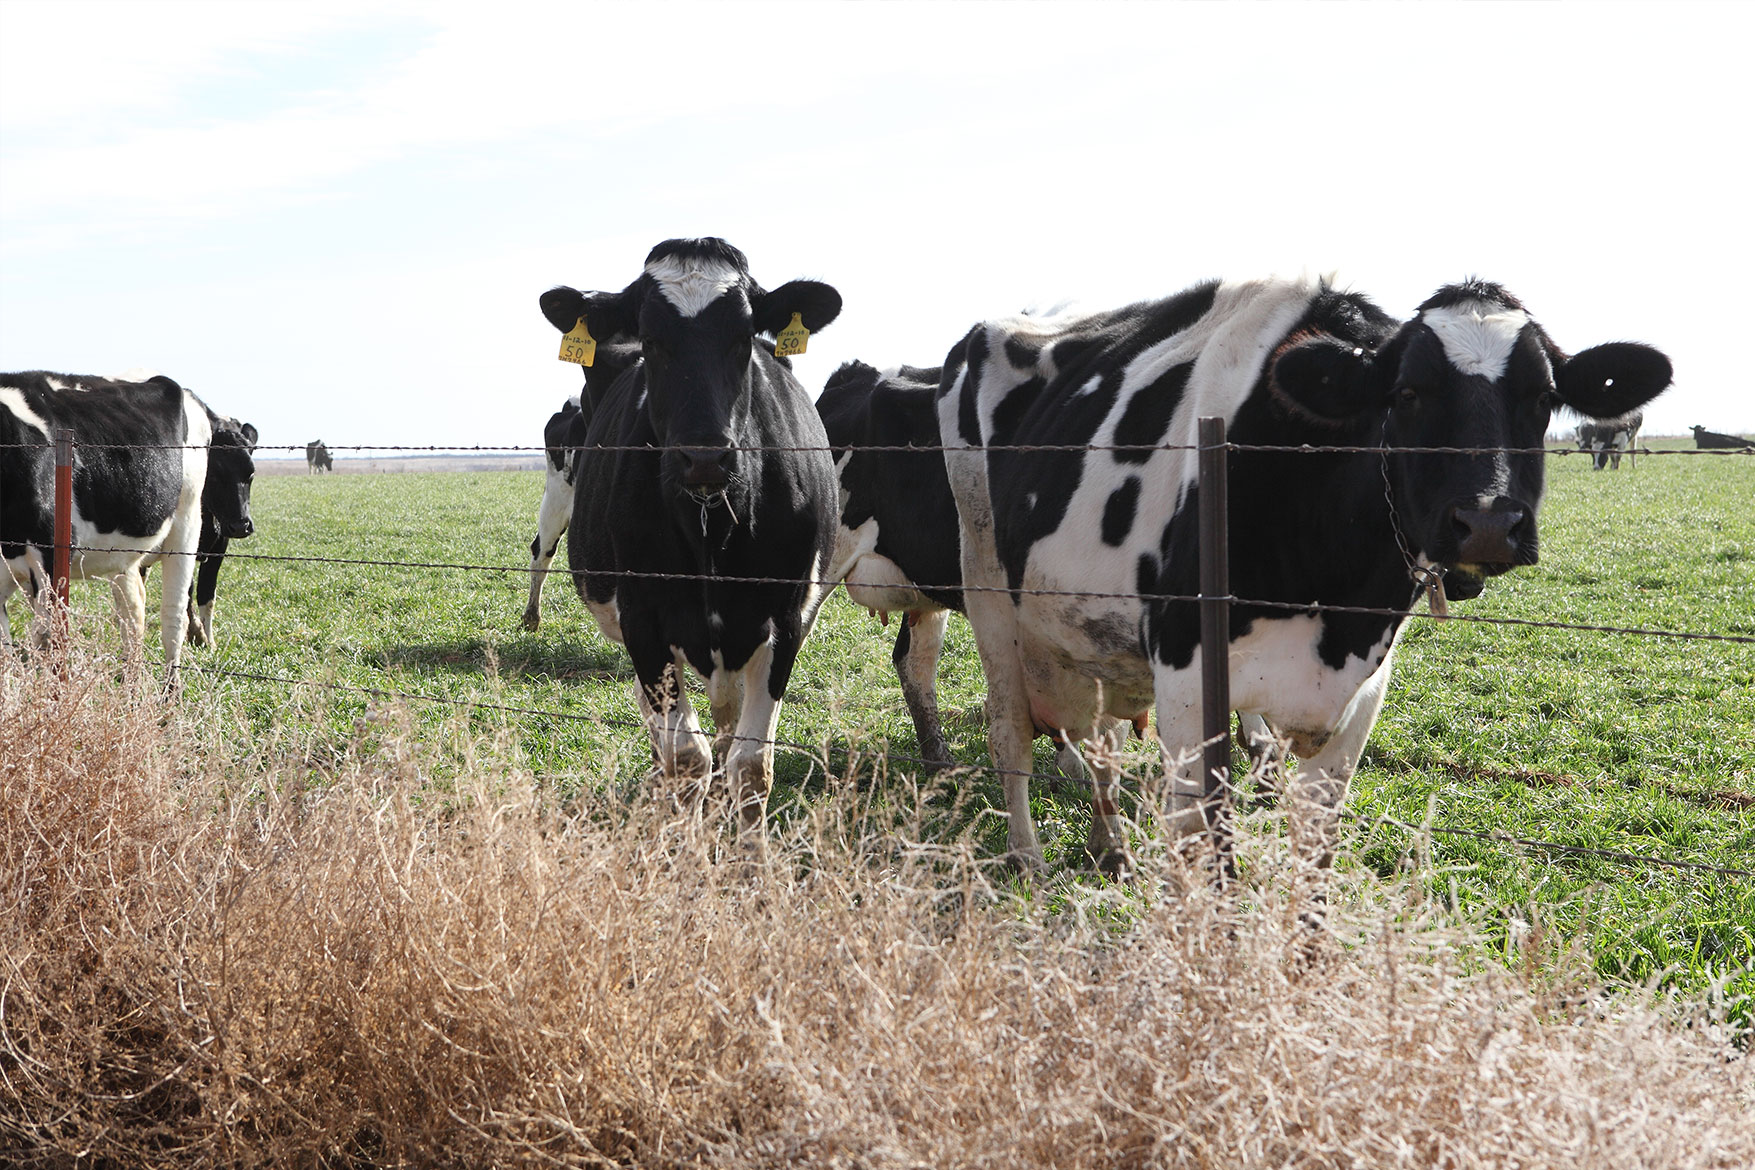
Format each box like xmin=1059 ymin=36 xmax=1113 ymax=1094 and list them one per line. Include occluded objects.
xmin=1085 ymin=847 xmax=1134 ymax=881
xmin=1004 ymin=848 xmax=1048 ymax=877
xmin=520 ymin=608 xmax=541 ymax=632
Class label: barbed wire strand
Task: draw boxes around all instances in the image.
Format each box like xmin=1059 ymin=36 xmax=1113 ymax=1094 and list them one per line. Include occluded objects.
xmin=75 ymin=544 xmax=1755 ymax=645
xmin=3 ymin=439 xmax=1752 ymax=456
xmin=175 ymin=663 xmax=1755 ymax=882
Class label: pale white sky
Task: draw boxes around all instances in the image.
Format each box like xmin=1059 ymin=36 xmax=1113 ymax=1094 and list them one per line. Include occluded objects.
xmin=2 ymin=0 xmax=1749 ymax=450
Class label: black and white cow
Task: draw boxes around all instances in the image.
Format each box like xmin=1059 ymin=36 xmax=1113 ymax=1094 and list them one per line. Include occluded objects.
xmin=1575 ymin=411 xmax=1641 ymax=470
xmin=819 ymin=360 xmax=963 ymax=768
xmin=522 ymin=341 xmax=642 ymax=631
xmin=537 ymin=238 xmax=841 ymax=831
xmin=940 ymin=277 xmax=1671 ymax=873
xmin=2 ymin=371 xmax=212 ymax=681
xmin=820 ymin=357 xmax=1152 ymax=781
xmin=1690 ymin=425 xmax=1752 ymax=451
xmin=183 ymin=412 xmax=258 ymax=644
xmin=306 ymin=440 xmax=332 ymax=473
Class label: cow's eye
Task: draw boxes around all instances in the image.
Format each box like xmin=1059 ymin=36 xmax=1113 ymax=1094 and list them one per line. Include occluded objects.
xmin=1395 ymin=385 xmax=1419 ymax=407
xmin=1534 ymin=390 xmax=1553 ymax=411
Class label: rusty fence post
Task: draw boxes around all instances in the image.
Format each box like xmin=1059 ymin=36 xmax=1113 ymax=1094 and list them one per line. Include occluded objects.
xmin=1197 ymin=416 xmax=1235 ymax=882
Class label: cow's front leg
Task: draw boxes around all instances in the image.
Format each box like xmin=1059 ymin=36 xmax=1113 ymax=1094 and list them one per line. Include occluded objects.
xmin=1284 ymin=648 xmax=1397 ymax=874
xmin=721 ymin=639 xmax=780 ymax=838
xmin=633 ymin=658 xmax=712 ymax=792
xmin=110 ymin=568 xmax=150 ymax=678
xmin=1155 ymin=679 xmax=1212 ymax=846
xmin=706 ymin=657 xmax=742 ymax=762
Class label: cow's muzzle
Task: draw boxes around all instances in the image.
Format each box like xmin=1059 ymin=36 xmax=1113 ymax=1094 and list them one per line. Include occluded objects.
xmin=1449 ymin=503 xmax=1530 ymax=567
xmin=226 ymin=517 xmax=255 ymax=539
xmin=679 ymin=446 xmax=734 ymax=494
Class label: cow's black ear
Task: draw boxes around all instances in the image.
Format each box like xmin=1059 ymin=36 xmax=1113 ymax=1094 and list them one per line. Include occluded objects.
xmin=752 ymin=280 xmax=842 ymax=336
xmin=540 ymin=287 xmax=635 ymax=339
xmin=239 ymin=422 xmax=259 ymax=449
xmin=1554 ymin=342 xmax=1672 ymax=419
xmin=1271 ymin=336 xmax=1384 ymax=420
xmin=145 ymin=374 xmax=182 ymax=392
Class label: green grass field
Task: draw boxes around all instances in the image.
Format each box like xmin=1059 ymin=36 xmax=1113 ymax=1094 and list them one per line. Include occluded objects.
xmin=22 ymin=443 xmax=1755 ymax=1023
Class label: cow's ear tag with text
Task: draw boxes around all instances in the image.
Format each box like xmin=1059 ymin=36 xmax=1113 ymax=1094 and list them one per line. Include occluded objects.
xmin=774 ymin=312 xmax=809 ymax=357
xmin=559 ymin=317 xmax=596 ymax=367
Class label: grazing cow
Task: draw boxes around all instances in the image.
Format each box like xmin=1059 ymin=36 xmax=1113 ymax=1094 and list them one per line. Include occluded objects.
xmin=1575 ymin=411 xmax=1642 ymax=470
xmin=521 ymin=342 xmax=642 ymax=631
xmin=1690 ymin=425 xmax=1752 ymax=450
xmin=306 ymin=440 xmax=333 ymax=473
xmin=1 ymin=371 xmax=211 ymax=682
xmin=940 ymin=276 xmax=1671 ymax=874
xmin=537 ymin=238 xmax=841 ymax=831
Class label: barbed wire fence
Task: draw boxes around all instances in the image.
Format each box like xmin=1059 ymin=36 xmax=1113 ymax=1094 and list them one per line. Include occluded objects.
xmin=7 ymin=431 xmax=1753 ymax=883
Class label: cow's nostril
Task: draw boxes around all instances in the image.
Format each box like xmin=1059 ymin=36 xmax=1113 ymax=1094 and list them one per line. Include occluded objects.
xmin=681 ymin=447 xmax=733 ymax=487
xmin=1453 ymin=507 xmax=1522 ymax=564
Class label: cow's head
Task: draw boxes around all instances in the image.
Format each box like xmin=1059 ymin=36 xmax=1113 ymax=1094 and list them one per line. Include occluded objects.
xmin=1272 ymin=280 xmax=1670 ymax=597
xmin=206 ymin=422 xmax=258 ymax=539
xmin=540 ymin=237 xmax=840 ymax=503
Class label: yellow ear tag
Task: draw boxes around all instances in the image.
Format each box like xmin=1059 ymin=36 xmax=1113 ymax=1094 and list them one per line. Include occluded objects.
xmin=774 ymin=312 xmax=809 ymax=358
xmin=558 ymin=317 xmax=596 ymax=367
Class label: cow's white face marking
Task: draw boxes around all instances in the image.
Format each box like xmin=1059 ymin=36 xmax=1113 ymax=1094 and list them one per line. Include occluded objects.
xmin=0 ymin=387 xmax=50 ymax=435
xmin=45 ymin=377 xmax=70 ymax=391
xmin=1422 ymin=302 xmax=1529 ymax=380
xmin=645 ymin=255 xmax=744 ymax=318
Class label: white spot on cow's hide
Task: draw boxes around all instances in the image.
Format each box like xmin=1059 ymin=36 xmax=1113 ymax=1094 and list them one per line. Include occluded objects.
xmin=45 ymin=377 xmax=70 ymax=391
xmin=1421 ymin=302 xmax=1529 ymax=381
xmin=1026 ymin=492 xmax=1038 ymax=510
xmin=1072 ymin=374 xmax=1104 ymax=398
xmin=110 ymin=367 xmax=161 ymax=383
xmin=0 ymin=387 xmax=50 ymax=435
xmin=645 ymin=255 xmax=745 ymax=318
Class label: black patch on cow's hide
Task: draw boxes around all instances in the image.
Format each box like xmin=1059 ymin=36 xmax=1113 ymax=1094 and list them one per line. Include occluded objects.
xmin=1004 ymin=337 xmax=1040 ymax=370
xmin=1101 ymin=477 xmax=1141 ymax=547
xmin=1112 ymin=362 xmax=1192 ymax=463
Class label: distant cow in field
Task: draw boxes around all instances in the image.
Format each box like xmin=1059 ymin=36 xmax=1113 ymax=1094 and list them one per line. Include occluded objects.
xmin=537 ymin=237 xmax=841 ymax=833
xmin=940 ymin=276 xmax=1671 ymax=875
xmin=1576 ymin=411 xmax=1642 ymax=470
xmin=306 ymin=440 xmax=333 ymax=473
xmin=1690 ymin=425 xmax=1752 ymax=450
xmin=522 ymin=341 xmax=641 ymax=631
xmin=2 ymin=371 xmax=212 ymax=683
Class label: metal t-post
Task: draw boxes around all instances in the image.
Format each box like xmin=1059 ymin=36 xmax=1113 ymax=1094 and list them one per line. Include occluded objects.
xmin=1197 ymin=416 xmax=1235 ymax=881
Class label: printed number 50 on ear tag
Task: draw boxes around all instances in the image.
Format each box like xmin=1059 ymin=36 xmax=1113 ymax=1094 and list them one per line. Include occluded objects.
xmin=774 ymin=312 xmax=809 ymax=357
xmin=558 ymin=317 xmax=596 ymax=367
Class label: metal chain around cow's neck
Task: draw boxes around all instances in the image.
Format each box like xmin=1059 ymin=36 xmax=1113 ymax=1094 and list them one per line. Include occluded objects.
xmin=1380 ymin=415 xmax=1450 ymax=619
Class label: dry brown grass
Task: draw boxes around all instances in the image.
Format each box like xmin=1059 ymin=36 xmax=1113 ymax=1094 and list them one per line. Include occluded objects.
xmin=3 ymin=653 xmax=1751 ymax=1169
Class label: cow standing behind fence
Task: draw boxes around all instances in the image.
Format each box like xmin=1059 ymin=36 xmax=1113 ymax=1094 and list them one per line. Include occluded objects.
xmin=939 ymin=276 xmax=1671 ymax=876
xmin=522 ymin=340 xmax=642 ymax=631
xmin=1576 ymin=411 xmax=1642 ymax=470
xmin=537 ymin=238 xmax=841 ymax=837
xmin=306 ymin=440 xmax=332 ymax=473
xmin=2 ymin=371 xmax=211 ymax=684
